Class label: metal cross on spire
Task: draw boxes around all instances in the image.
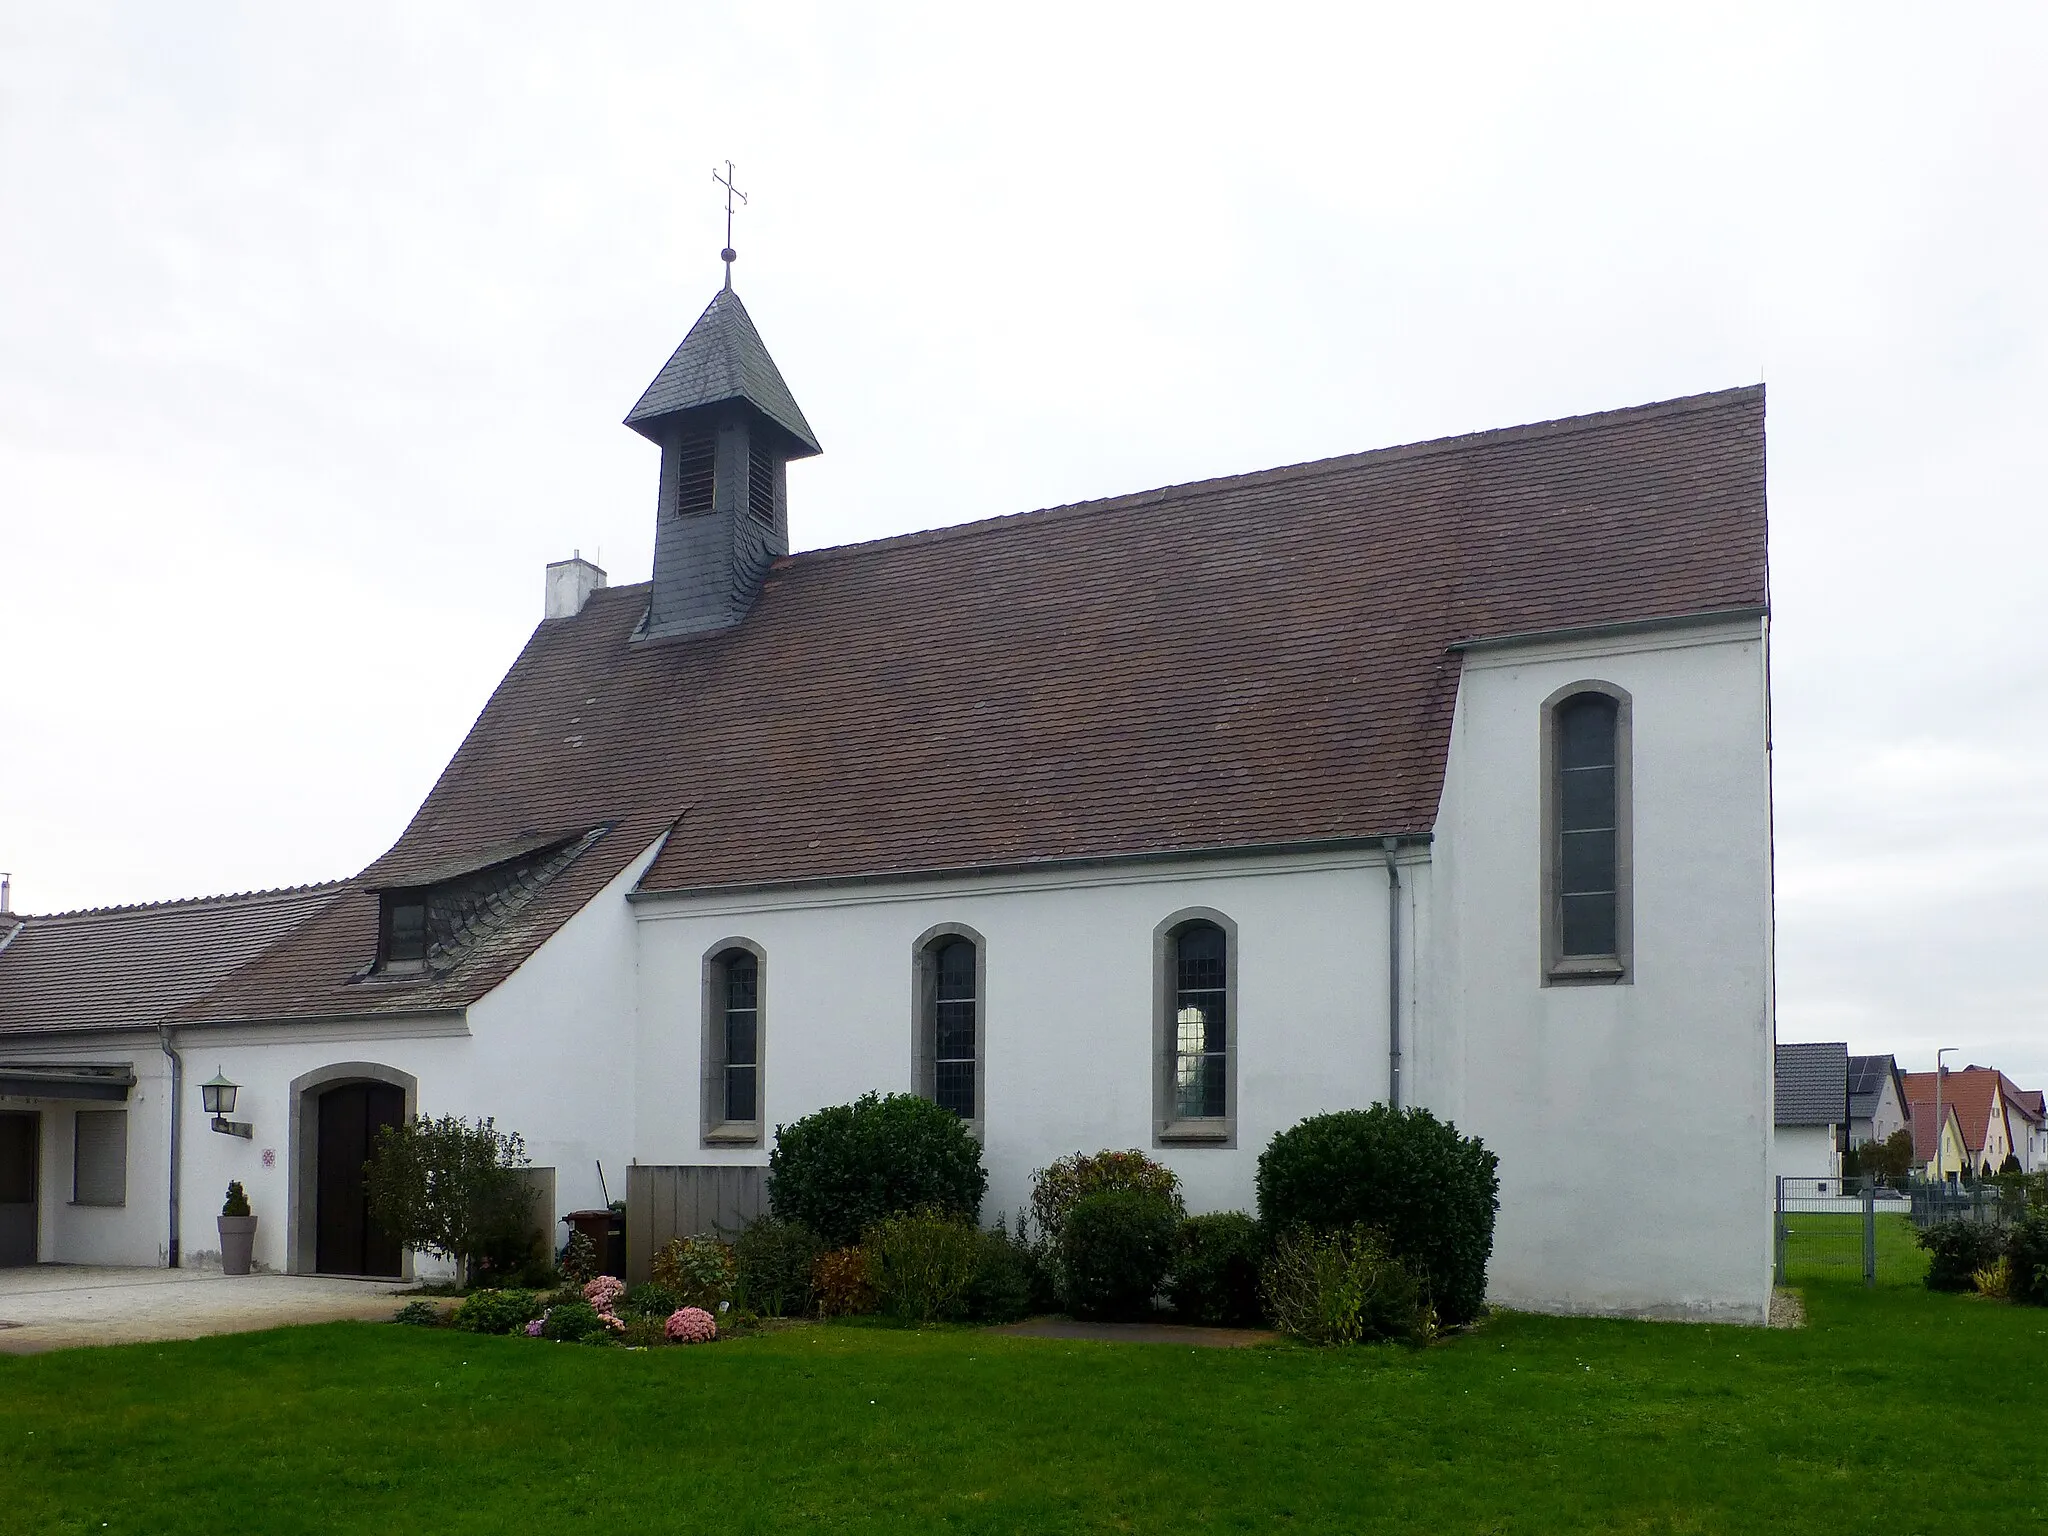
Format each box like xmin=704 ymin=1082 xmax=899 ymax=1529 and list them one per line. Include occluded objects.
xmin=713 ymin=160 xmax=747 ymax=290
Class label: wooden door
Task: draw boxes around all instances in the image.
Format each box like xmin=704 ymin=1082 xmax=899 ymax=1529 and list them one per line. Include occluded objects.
xmin=314 ymin=1082 xmax=404 ymax=1276
xmin=0 ymin=1112 xmax=37 ymax=1267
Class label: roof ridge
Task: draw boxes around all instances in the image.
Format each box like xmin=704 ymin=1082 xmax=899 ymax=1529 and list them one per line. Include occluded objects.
xmin=21 ymin=879 xmax=351 ymax=924
xmin=778 ymin=384 xmax=1765 ymax=570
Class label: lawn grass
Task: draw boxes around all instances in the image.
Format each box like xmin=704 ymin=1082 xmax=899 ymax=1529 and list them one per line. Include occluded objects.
xmin=1779 ymin=1211 xmax=1928 ymax=1287
xmin=5 ymin=1284 xmax=2045 ymax=1534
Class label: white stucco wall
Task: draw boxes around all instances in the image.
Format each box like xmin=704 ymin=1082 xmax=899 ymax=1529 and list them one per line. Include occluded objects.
xmin=633 ymin=851 xmax=1400 ymax=1225
xmin=1420 ymin=616 xmax=1774 ymax=1323
xmin=1770 ymin=1124 xmax=1838 ymax=1185
xmin=2 ymin=1043 xmax=173 ymax=1266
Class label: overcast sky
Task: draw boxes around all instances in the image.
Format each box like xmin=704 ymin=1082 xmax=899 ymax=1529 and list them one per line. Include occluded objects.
xmin=2 ymin=3 xmax=2043 ymax=1085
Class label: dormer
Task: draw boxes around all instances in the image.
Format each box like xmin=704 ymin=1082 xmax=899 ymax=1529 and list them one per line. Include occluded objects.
xmin=370 ymin=830 xmax=599 ymax=978
xmin=625 ymin=286 xmax=821 ymax=639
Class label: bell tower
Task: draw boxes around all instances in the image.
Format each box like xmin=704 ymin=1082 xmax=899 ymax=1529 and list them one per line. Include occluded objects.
xmin=627 ymin=168 xmax=821 ymax=638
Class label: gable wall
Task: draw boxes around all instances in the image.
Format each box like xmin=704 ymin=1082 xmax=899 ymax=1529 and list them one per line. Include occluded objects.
xmin=1421 ymin=616 xmax=1773 ymax=1322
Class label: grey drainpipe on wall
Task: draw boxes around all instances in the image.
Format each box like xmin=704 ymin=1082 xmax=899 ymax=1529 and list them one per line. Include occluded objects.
xmin=157 ymin=1026 xmax=182 ymax=1268
xmin=1383 ymin=836 xmax=1402 ymax=1111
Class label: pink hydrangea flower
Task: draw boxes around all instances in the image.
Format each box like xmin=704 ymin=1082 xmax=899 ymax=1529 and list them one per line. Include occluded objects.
xmin=583 ymin=1276 xmax=627 ymax=1314
xmin=524 ymin=1314 xmax=546 ymax=1337
xmin=665 ymin=1306 xmax=717 ymax=1344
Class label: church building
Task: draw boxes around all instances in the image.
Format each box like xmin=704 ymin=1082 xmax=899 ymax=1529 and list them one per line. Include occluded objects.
xmin=0 ymin=274 xmax=1776 ymax=1322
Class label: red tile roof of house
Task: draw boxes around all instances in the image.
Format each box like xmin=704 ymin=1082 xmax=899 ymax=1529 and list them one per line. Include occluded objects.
xmin=108 ymin=384 xmax=1767 ymax=1027
xmin=1902 ymin=1069 xmax=2016 ymax=1159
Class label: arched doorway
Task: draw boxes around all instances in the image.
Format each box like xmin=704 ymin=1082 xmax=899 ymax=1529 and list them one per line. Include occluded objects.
xmin=314 ymin=1080 xmax=404 ymax=1277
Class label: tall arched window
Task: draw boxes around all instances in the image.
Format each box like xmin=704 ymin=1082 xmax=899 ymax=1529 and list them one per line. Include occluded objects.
xmin=1544 ymin=684 xmax=1632 ymax=982
xmin=913 ymin=926 xmax=984 ymax=1129
xmin=1154 ymin=910 xmax=1237 ymax=1145
xmin=702 ymin=941 xmax=765 ymax=1144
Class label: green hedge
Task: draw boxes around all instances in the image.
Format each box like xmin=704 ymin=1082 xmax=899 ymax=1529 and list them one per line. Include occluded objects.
xmin=1256 ymin=1106 xmax=1499 ymax=1326
xmin=1058 ymin=1189 xmax=1179 ymax=1321
xmin=769 ymin=1093 xmax=987 ymax=1248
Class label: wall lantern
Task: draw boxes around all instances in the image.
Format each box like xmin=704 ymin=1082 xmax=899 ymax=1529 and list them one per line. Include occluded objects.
xmin=202 ymin=1069 xmax=253 ymax=1139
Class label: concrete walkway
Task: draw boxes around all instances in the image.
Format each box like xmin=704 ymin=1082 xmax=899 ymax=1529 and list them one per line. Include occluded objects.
xmin=0 ymin=1265 xmax=411 ymax=1354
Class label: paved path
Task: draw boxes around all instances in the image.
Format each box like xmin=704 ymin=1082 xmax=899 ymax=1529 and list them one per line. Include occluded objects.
xmin=0 ymin=1265 xmax=410 ymax=1354
xmin=988 ymin=1318 xmax=1280 ymax=1347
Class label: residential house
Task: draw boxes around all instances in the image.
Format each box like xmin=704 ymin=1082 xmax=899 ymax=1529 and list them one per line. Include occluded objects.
xmin=1773 ymin=1041 xmax=1848 ymax=1185
xmin=1846 ymin=1053 xmax=1908 ymax=1149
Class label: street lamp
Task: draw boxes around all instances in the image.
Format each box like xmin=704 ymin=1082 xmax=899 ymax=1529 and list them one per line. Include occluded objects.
xmin=1934 ymin=1047 xmax=1956 ymax=1185
xmin=202 ymin=1069 xmax=253 ymax=1139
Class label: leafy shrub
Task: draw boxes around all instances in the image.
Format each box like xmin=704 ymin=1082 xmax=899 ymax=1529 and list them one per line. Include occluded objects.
xmin=1058 ymin=1189 xmax=1179 ymax=1321
xmin=453 ymin=1288 xmax=541 ymax=1335
xmin=392 ymin=1300 xmax=442 ymax=1327
xmin=770 ymin=1093 xmax=988 ymax=1247
xmin=558 ymin=1230 xmax=600 ymax=1285
xmin=2005 ymin=1214 xmax=2048 ymax=1306
xmin=866 ymin=1209 xmax=981 ymax=1324
xmin=1257 ymin=1107 xmax=1499 ymax=1326
xmin=221 ymin=1181 xmax=252 ymax=1218
xmin=540 ymin=1299 xmax=614 ymax=1343
xmin=1030 ymin=1151 xmax=1182 ymax=1248
xmin=1172 ymin=1212 xmax=1266 ymax=1326
xmin=1262 ymin=1225 xmax=1426 ymax=1346
xmin=966 ymin=1226 xmax=1036 ymax=1323
xmin=622 ymin=1282 xmax=681 ymax=1318
xmin=617 ymin=1314 xmax=669 ymax=1348
xmin=1919 ymin=1220 xmax=2004 ymax=1292
xmin=734 ymin=1215 xmax=823 ymax=1318
xmin=365 ymin=1115 xmax=535 ymax=1286
xmin=666 ymin=1306 xmax=718 ymax=1343
xmin=813 ymin=1247 xmax=876 ymax=1317
xmin=651 ymin=1236 xmax=737 ymax=1310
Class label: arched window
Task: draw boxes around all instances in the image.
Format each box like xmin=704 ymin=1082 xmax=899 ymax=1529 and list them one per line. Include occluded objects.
xmin=702 ymin=941 xmax=765 ymax=1144
xmin=1154 ymin=910 xmax=1237 ymax=1145
xmin=1544 ymin=684 xmax=1632 ymax=982
xmin=913 ymin=926 xmax=984 ymax=1128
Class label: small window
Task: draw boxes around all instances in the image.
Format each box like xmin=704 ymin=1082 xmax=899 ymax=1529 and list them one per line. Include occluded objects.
xmin=1154 ymin=910 xmax=1237 ymax=1145
xmin=675 ymin=435 xmax=715 ymax=516
xmin=74 ymin=1109 xmax=127 ymax=1207
xmin=702 ymin=941 xmax=765 ymax=1144
xmin=1543 ymin=683 xmax=1633 ymax=983
xmin=913 ymin=926 xmax=985 ymax=1129
xmin=381 ymin=896 xmax=426 ymax=971
xmin=747 ymin=437 xmax=776 ymax=526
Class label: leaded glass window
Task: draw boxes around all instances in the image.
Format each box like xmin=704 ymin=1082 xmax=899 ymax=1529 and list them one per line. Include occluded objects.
xmin=721 ymin=948 xmax=759 ymax=1123
xmin=1557 ymin=694 xmax=1619 ymax=958
xmin=932 ymin=938 xmax=976 ymax=1120
xmin=1172 ymin=922 xmax=1227 ymax=1119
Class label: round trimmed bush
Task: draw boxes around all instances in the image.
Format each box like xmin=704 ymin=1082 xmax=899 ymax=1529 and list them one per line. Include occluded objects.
xmin=2006 ymin=1214 xmax=2048 ymax=1306
xmin=1171 ymin=1212 xmax=1265 ymax=1327
xmin=452 ymin=1288 xmax=540 ymax=1335
xmin=1058 ymin=1188 xmax=1179 ymax=1320
xmin=1918 ymin=1219 xmax=2005 ymax=1292
xmin=769 ymin=1092 xmax=987 ymax=1247
xmin=540 ymin=1299 xmax=611 ymax=1343
xmin=1256 ymin=1106 xmax=1499 ymax=1326
xmin=1030 ymin=1150 xmax=1182 ymax=1247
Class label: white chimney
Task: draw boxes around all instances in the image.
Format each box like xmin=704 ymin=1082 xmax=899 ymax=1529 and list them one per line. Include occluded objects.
xmin=544 ymin=554 xmax=607 ymax=620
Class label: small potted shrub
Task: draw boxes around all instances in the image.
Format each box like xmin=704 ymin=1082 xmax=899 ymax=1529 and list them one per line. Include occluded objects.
xmin=219 ymin=1181 xmax=257 ymax=1276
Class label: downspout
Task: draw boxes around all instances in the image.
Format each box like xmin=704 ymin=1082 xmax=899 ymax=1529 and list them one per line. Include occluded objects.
xmin=1383 ymin=836 xmax=1402 ymax=1111
xmin=157 ymin=1026 xmax=182 ymax=1268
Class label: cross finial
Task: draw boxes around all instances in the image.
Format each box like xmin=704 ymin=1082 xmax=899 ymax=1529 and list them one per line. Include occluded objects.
xmin=713 ymin=160 xmax=747 ymax=290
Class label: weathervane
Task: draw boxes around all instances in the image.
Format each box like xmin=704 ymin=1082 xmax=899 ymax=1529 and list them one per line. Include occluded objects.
xmin=713 ymin=160 xmax=747 ymax=290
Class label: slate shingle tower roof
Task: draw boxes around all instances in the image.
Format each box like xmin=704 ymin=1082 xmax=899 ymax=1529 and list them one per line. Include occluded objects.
xmin=624 ymin=287 xmax=821 ymax=456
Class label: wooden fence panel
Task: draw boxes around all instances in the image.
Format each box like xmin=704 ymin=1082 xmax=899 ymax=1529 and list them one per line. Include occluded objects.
xmin=625 ymin=1165 xmax=768 ymax=1283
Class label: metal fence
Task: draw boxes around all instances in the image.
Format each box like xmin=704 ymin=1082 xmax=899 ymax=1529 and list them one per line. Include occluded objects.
xmin=1774 ymin=1175 xmax=2036 ymax=1288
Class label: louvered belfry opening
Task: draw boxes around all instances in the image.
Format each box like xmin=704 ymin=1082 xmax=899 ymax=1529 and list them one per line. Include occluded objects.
xmin=625 ymin=285 xmax=821 ymax=638
xmin=674 ymin=433 xmax=716 ymax=517
xmin=747 ymin=436 xmax=776 ymax=526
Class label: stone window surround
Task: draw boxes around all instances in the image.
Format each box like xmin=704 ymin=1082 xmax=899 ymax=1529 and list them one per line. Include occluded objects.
xmin=910 ymin=922 xmax=987 ymax=1141
xmin=1539 ymin=678 xmax=1635 ymax=986
xmin=701 ymin=937 xmax=767 ymax=1147
xmin=286 ymin=1061 xmax=418 ymax=1277
xmin=1152 ymin=907 xmax=1238 ymax=1148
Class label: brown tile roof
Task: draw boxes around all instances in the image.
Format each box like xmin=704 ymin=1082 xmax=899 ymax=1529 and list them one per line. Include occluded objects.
xmin=1908 ymin=1101 xmax=1958 ymax=1165
xmin=1902 ymin=1070 xmax=2011 ymax=1158
xmin=187 ymin=383 xmax=1768 ymax=1023
xmin=0 ymin=884 xmax=346 ymax=1037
